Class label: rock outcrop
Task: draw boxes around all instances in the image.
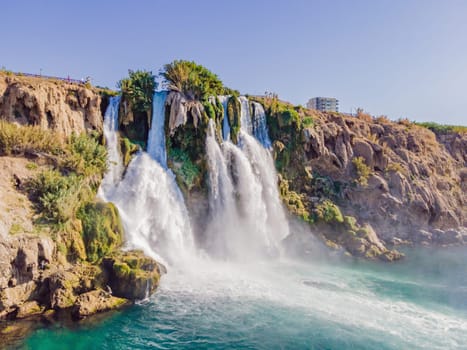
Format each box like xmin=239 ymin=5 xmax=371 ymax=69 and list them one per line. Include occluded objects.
xmin=0 ymin=74 xmax=163 ymax=330
xmin=103 ymin=250 xmax=163 ymax=300
xmin=266 ymin=100 xmax=466 ymax=257
xmin=71 ymin=289 xmax=128 ymax=320
xmin=0 ymin=73 xmax=104 ymax=136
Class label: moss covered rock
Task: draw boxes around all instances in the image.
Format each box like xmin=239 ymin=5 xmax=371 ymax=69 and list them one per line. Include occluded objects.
xmin=71 ymin=289 xmax=128 ymax=320
xmin=102 ymin=250 xmax=163 ymax=300
xmin=77 ymin=202 xmax=123 ymax=263
xmin=226 ymin=96 xmax=241 ymax=143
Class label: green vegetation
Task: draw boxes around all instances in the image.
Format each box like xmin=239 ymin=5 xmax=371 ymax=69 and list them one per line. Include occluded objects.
xmin=118 ymin=70 xmax=156 ymax=113
xmin=314 ymin=200 xmax=344 ymax=224
xmin=9 ymin=223 xmax=23 ymax=235
xmin=414 ymin=121 xmax=467 ymax=134
xmin=3 ymin=121 xmax=121 ymax=263
xmin=120 ymin=137 xmax=139 ymax=167
xmin=168 ymin=147 xmax=201 ymax=192
xmin=352 ymin=156 xmax=371 ymax=186
xmin=162 ymin=60 xmax=232 ymax=100
xmin=227 ymin=96 xmax=241 ymax=142
xmin=0 ymin=120 xmax=64 ymax=156
xmin=77 ymin=202 xmax=123 ymax=263
xmin=302 ymin=116 xmax=314 ymax=128
xmin=117 ymin=70 xmax=156 ymax=147
xmin=62 ymin=133 xmax=107 ymax=179
xmin=27 ymin=170 xmax=86 ymax=224
xmin=279 ymin=176 xmax=312 ymax=223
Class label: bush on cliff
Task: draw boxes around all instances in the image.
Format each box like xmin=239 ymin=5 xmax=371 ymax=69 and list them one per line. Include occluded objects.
xmin=27 ymin=170 xmax=85 ymax=224
xmin=162 ymin=60 xmax=235 ymax=100
xmin=352 ymin=156 xmax=371 ymax=186
xmin=118 ymin=70 xmax=156 ymax=113
xmin=0 ymin=120 xmax=63 ymax=156
xmin=414 ymin=121 xmax=467 ymax=134
xmin=118 ymin=70 xmax=156 ymax=146
xmin=62 ymin=133 xmax=107 ymax=180
xmin=168 ymin=147 xmax=201 ymax=192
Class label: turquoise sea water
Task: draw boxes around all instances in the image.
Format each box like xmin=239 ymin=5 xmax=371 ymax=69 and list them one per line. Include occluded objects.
xmin=19 ymin=247 xmax=467 ymax=349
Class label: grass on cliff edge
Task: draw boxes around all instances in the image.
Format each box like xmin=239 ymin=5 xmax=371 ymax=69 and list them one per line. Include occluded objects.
xmin=0 ymin=121 xmax=64 ymax=156
xmin=414 ymin=121 xmax=467 ymax=134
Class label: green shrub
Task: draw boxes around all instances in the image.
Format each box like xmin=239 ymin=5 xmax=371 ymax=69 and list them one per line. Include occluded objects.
xmin=414 ymin=121 xmax=467 ymax=134
xmin=302 ymin=116 xmax=314 ymax=128
xmin=279 ymin=176 xmax=312 ymax=223
xmin=77 ymin=202 xmax=123 ymax=263
xmin=27 ymin=170 xmax=86 ymax=224
xmin=120 ymin=137 xmax=139 ymax=167
xmin=168 ymin=148 xmax=201 ymax=191
xmin=0 ymin=121 xmax=64 ymax=156
xmin=162 ymin=60 xmax=228 ymax=100
xmin=62 ymin=133 xmax=107 ymax=180
xmin=203 ymin=101 xmax=216 ymax=120
xmin=314 ymin=200 xmax=344 ymax=224
xmin=352 ymin=156 xmax=371 ymax=186
xmin=118 ymin=70 xmax=156 ymax=113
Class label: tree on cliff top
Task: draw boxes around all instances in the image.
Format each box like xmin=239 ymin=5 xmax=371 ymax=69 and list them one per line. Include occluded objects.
xmin=118 ymin=70 xmax=156 ymax=112
xmin=161 ymin=60 xmax=234 ymax=100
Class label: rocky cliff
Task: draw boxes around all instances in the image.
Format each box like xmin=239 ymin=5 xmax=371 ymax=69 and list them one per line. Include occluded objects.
xmin=0 ymin=72 xmax=105 ymax=136
xmin=0 ymin=74 xmax=161 ymax=337
xmin=259 ymin=97 xmax=467 ymax=258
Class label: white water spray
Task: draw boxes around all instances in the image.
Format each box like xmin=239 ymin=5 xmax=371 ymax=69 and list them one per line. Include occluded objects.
xmin=100 ymin=92 xmax=195 ymax=266
xmin=205 ymin=95 xmax=289 ymax=259
xmin=108 ymin=153 xmax=195 ymax=265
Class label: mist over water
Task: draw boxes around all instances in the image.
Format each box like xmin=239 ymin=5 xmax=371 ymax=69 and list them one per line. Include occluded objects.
xmin=24 ymin=96 xmax=467 ymax=349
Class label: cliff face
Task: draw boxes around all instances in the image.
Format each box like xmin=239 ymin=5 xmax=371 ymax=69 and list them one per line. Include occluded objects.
xmin=269 ymin=105 xmax=466 ymax=253
xmin=0 ymin=73 xmax=104 ymax=135
xmin=0 ymin=75 xmax=162 ymax=330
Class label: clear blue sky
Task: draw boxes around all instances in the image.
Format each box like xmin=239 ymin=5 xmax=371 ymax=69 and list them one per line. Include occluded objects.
xmin=2 ymin=0 xmax=466 ymax=124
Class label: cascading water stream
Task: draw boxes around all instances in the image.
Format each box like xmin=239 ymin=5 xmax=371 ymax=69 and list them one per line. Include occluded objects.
xmin=251 ymin=101 xmax=272 ymax=149
xmin=205 ymin=120 xmax=239 ymax=258
xmin=98 ymin=95 xmax=123 ymax=201
xmin=147 ymin=91 xmax=168 ymax=168
xmin=239 ymin=96 xmax=253 ymax=134
xmin=205 ymin=96 xmax=289 ymax=260
xmin=99 ymin=92 xmax=195 ymax=267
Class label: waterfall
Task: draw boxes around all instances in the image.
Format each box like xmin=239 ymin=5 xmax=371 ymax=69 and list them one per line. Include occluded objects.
xmin=238 ymin=98 xmax=288 ymax=247
xmin=251 ymin=101 xmax=272 ymax=149
xmin=205 ymin=95 xmax=289 ymax=259
xmin=147 ymin=91 xmax=168 ymax=168
xmin=218 ymin=95 xmax=231 ymax=141
xmin=100 ymin=91 xmax=195 ymax=266
xmin=239 ymin=96 xmax=253 ymax=135
xmin=205 ymin=120 xmax=239 ymax=258
xmin=108 ymin=153 xmax=195 ymax=265
xmin=239 ymin=131 xmax=289 ymax=246
xmin=98 ymin=95 xmax=123 ymax=201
